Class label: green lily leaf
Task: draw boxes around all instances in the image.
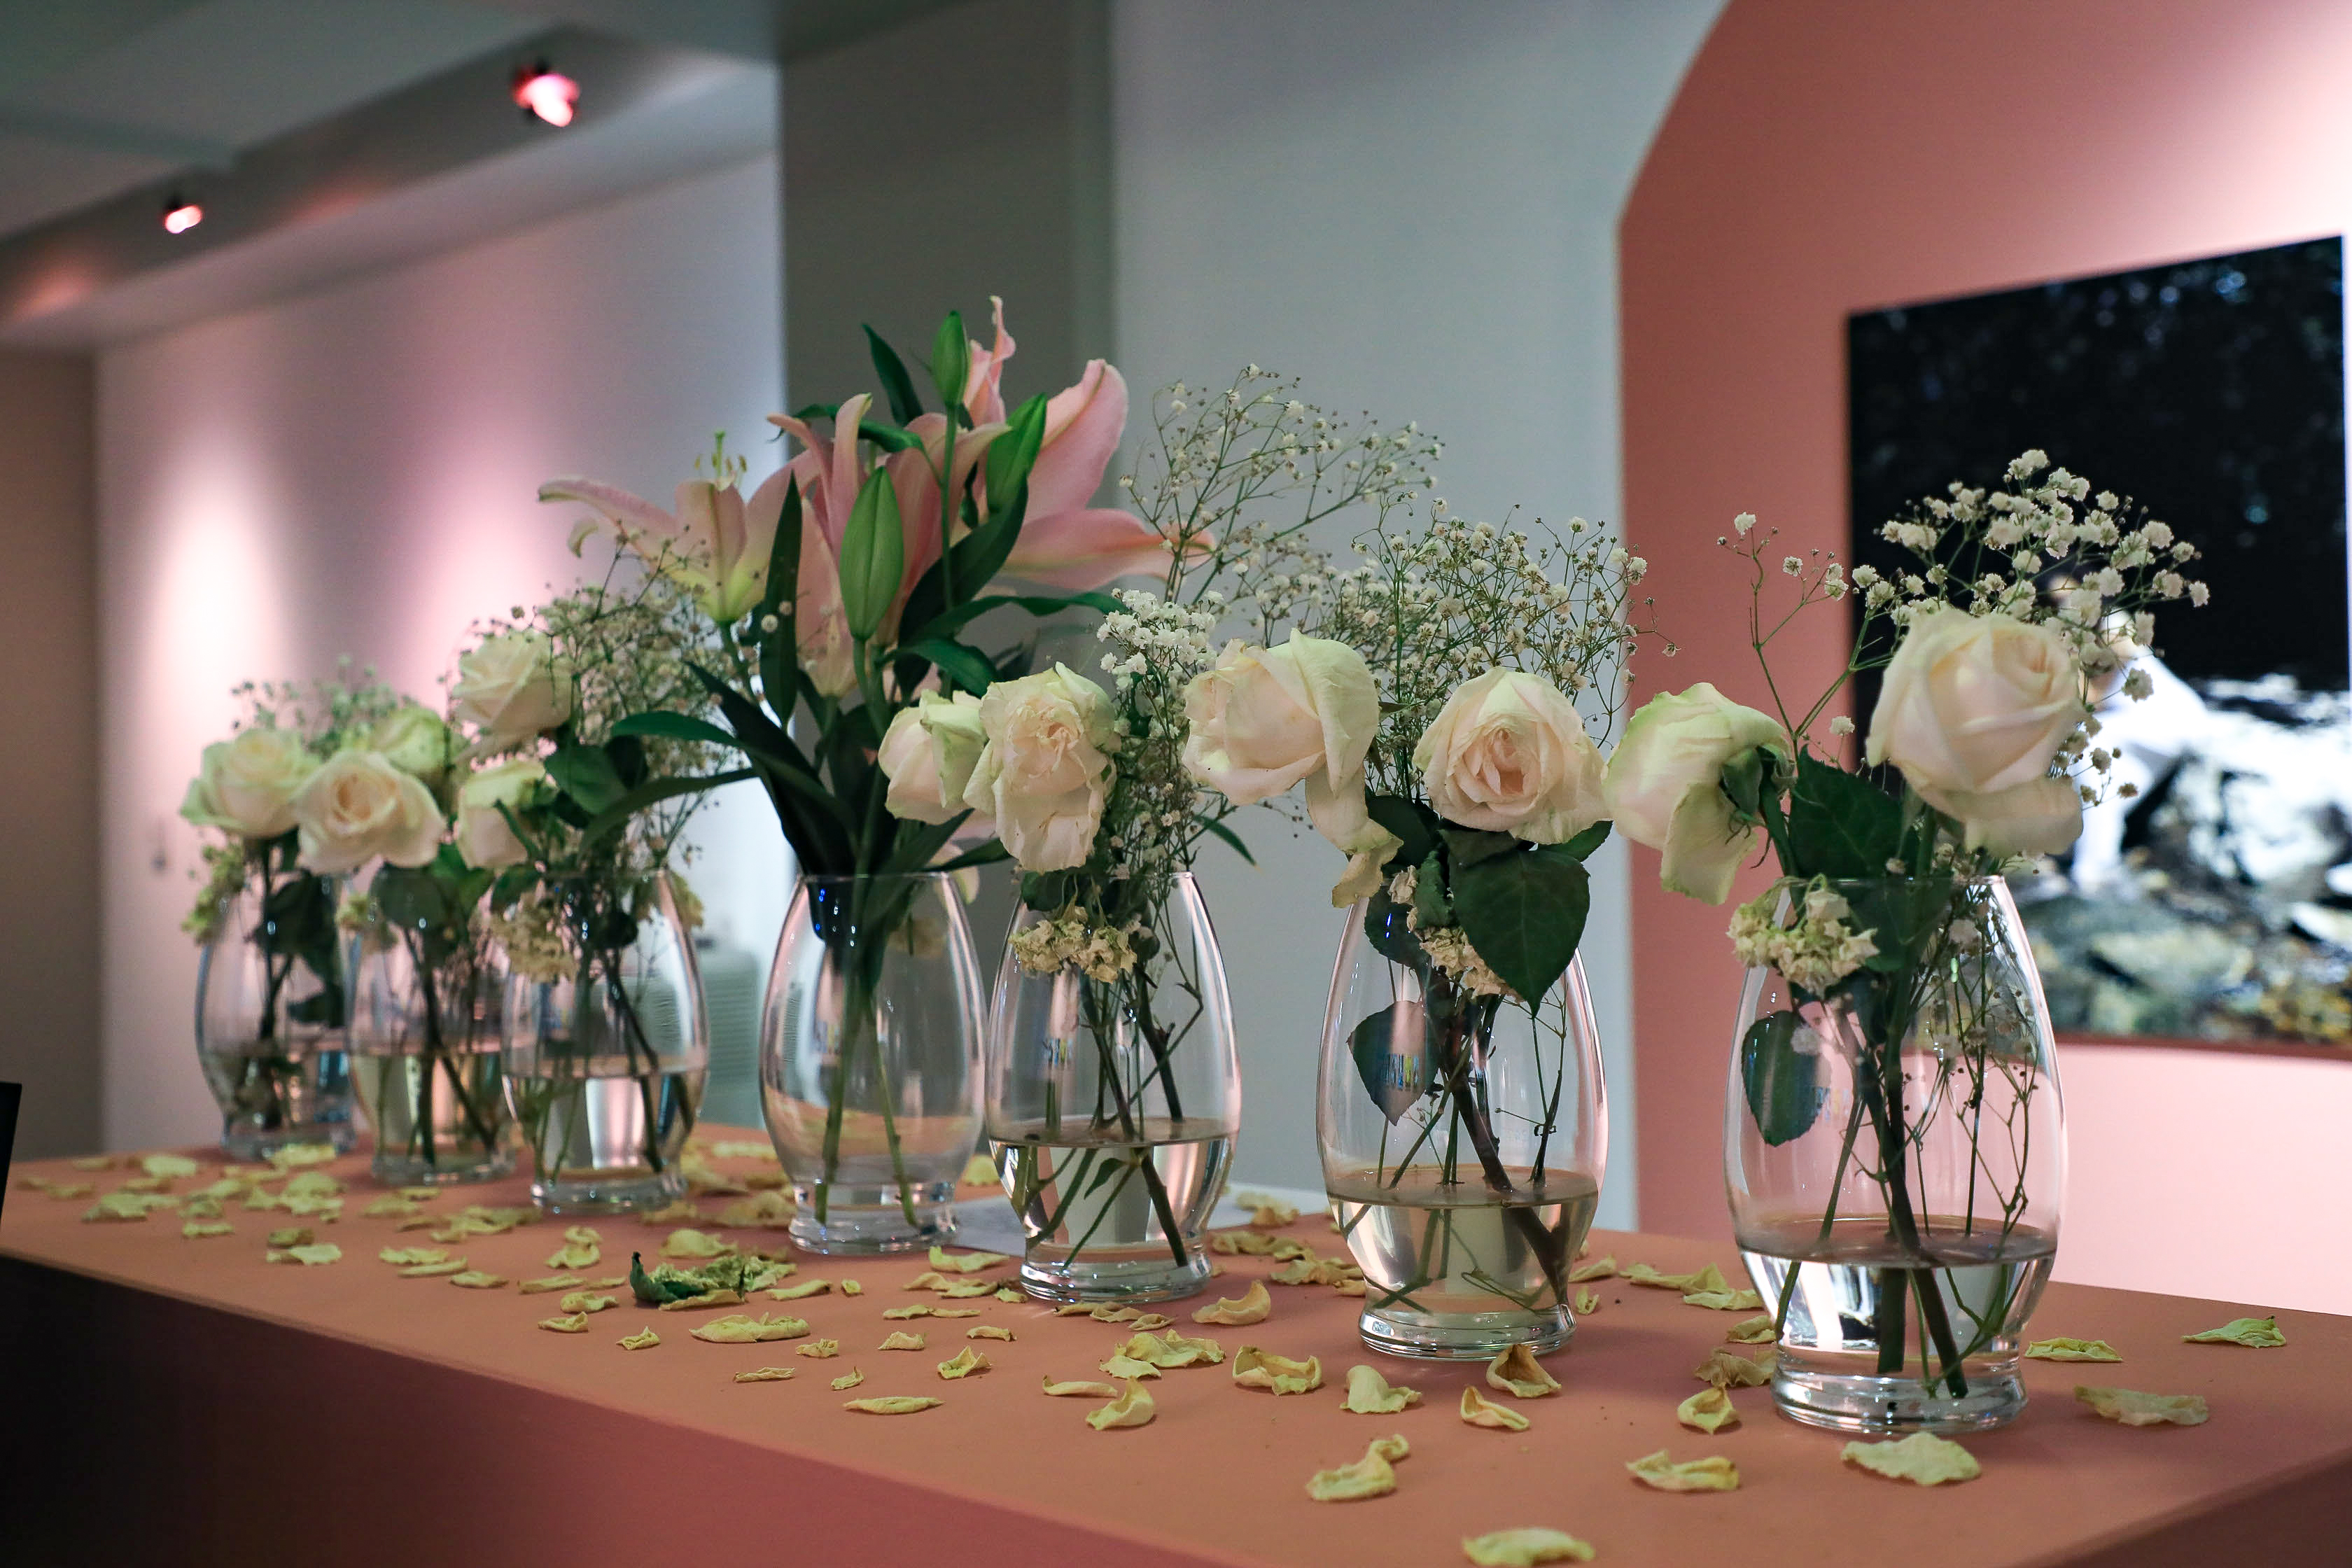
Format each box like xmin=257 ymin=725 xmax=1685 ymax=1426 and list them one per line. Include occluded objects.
xmin=837 ymin=468 xmax=905 ymax=643
xmin=1349 ymin=1000 xmax=1432 ymax=1124
xmin=1740 ymin=1009 xmax=1822 ymax=1145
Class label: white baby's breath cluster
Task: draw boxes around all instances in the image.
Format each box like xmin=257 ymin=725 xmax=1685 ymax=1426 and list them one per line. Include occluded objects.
xmin=1306 ymin=510 xmax=1658 ymax=795
xmin=1009 ymin=909 xmax=1141 ymax=981
xmin=1092 ymin=589 xmax=1224 ymax=895
xmin=1729 ymin=880 xmax=1882 ymax=995
xmin=1852 ymin=449 xmax=2204 ymax=684
xmin=1387 ymin=867 xmax=1512 ymax=1000
xmin=485 ymin=882 xmax=573 ymax=985
xmin=1122 ymin=368 xmax=1442 ymax=636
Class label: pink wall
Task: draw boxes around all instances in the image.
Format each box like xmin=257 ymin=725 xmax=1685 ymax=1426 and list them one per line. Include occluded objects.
xmin=1620 ymin=0 xmax=2352 ymax=1308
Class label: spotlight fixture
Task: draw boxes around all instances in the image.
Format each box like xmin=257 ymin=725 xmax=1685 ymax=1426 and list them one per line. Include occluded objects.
xmin=161 ymin=192 xmax=203 ymax=234
xmin=511 ymin=59 xmax=579 ymax=127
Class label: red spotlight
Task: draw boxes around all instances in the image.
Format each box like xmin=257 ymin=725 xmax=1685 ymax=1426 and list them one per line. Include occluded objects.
xmin=512 ymin=60 xmax=579 ymax=127
xmin=162 ymin=195 xmax=202 ymax=234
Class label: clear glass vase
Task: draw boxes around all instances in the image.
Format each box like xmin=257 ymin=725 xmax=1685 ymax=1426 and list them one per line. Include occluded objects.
xmin=350 ymin=933 xmax=514 ymax=1186
xmin=505 ymin=877 xmax=708 ymax=1214
xmin=1318 ymin=896 xmax=1607 ymax=1359
xmin=762 ymin=871 xmax=984 ymax=1254
xmin=987 ymin=873 xmax=1240 ymax=1303
xmin=194 ymin=871 xmax=356 ymax=1160
xmin=1727 ymin=875 xmax=2065 ymax=1435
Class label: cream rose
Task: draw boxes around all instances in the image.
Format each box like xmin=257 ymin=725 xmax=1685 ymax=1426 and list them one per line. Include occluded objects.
xmin=962 ymin=665 xmax=1116 ymax=873
xmin=1413 ymin=669 xmax=1605 ymax=844
xmin=454 ymin=757 xmax=547 ymax=869
xmin=878 ymin=691 xmax=991 ymax=827
xmin=293 ymin=751 xmax=443 ymax=873
xmin=451 ymin=631 xmax=573 ymax=750
xmin=370 ymin=704 xmax=456 ymax=784
xmin=1866 ymin=607 xmax=2085 ymax=855
xmin=1180 ymin=634 xmax=1394 ymax=899
xmin=180 ymin=727 xmax=317 ymax=840
xmin=1604 ymin=683 xmax=1786 ymax=904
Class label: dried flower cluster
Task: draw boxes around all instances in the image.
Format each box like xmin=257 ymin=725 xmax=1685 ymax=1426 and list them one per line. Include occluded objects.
xmin=1728 ymin=881 xmax=1882 ymax=994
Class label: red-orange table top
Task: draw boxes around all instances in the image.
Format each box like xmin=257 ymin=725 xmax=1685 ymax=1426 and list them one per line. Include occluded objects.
xmin=3 ymin=1132 xmax=2347 ymax=1567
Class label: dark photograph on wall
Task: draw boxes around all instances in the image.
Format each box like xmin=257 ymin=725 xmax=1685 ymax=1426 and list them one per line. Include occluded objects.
xmin=1849 ymin=236 xmax=2351 ymax=1046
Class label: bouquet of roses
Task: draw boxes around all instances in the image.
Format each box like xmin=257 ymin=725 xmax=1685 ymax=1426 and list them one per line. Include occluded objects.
xmin=1606 ymin=451 xmax=2206 ymax=1402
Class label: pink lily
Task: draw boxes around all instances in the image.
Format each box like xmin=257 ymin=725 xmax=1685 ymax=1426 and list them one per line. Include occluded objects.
xmin=909 ymin=310 xmax=1184 ymax=592
xmin=1001 ymin=359 xmax=1186 ymax=589
xmin=766 ymin=392 xmax=876 ymax=697
xmin=538 ymin=472 xmax=783 ymax=626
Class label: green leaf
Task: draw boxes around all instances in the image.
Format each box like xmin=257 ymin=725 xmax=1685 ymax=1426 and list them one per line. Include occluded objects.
xmin=1409 ymin=851 xmax=1452 ymax=927
xmin=604 ymin=733 xmax=648 ymax=790
xmin=545 ymin=744 xmax=627 ymax=815
xmin=491 ymin=865 xmax=539 ymax=911
xmin=1195 ymin=813 xmax=1254 ymax=865
xmin=578 ymin=769 xmax=759 ymax=847
xmin=371 ymin=864 xmax=446 ymax=934
xmin=982 ymin=393 xmax=1048 ymax=518
xmin=930 ymin=309 xmax=969 ymax=420
xmin=1364 ymin=793 xmax=1437 ymax=872
xmin=930 ymin=839 xmax=1010 ymax=874
xmin=864 ymin=325 xmax=924 ymax=425
xmin=895 ymin=638 xmax=996 ymax=695
xmin=1451 ymin=844 xmax=1590 ymax=1004
xmin=757 ymin=478 xmax=805 ymax=724
xmin=1561 ymin=819 xmax=1614 ymax=861
xmin=611 ymin=712 xmax=743 ymax=749
xmin=836 ymin=469 xmax=906 ymax=643
xmin=1349 ymin=1001 xmax=1432 ymax=1124
xmin=856 ymin=419 xmax=923 ymax=453
xmin=1440 ymin=827 xmax=1519 ymax=869
xmin=1360 ymin=886 xmax=1427 ymax=970
xmin=1740 ymin=1009 xmax=1823 ymax=1145
xmin=1784 ymin=751 xmax=1903 ymax=881
xmin=904 ymin=590 xmax=1117 ymax=647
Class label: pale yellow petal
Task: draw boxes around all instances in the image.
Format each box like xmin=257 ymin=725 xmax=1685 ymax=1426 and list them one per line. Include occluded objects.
xmin=1460 ymin=1386 xmax=1531 ymax=1431
xmin=1462 ymin=1527 xmax=1595 ymax=1565
xmin=1627 ymin=1449 xmax=1740 ymax=1492
xmin=1343 ymin=1364 xmax=1424 ymax=1414
xmin=1193 ymin=1279 xmax=1272 ymax=1326
xmin=1841 ymin=1432 xmax=1980 ymax=1485
xmin=1485 ymin=1343 xmax=1560 ymax=1399
xmin=2075 ymin=1385 xmax=2209 ymax=1427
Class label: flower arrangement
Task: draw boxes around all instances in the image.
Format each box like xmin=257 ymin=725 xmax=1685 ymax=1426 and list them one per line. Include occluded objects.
xmin=1155 ymin=388 xmax=1656 ymax=1337
xmin=876 ymin=368 xmax=1441 ymax=1284
xmin=540 ymin=302 xmax=1168 ymax=1235
xmin=1607 ymin=451 xmax=2208 ymax=1412
xmin=182 ymin=667 xmax=450 ymax=1147
xmin=446 ymin=566 xmax=732 ymax=1194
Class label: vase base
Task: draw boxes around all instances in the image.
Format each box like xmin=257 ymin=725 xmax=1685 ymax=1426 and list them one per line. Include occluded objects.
xmin=221 ymin=1119 xmax=357 ymax=1163
xmin=530 ymin=1168 xmax=685 ymax=1215
xmin=789 ymin=1186 xmax=957 ymax=1254
xmin=372 ymin=1149 xmax=517 ymax=1187
xmin=1018 ymin=1250 xmax=1213 ymax=1305
xmin=1356 ymin=1303 xmax=1574 ymax=1362
xmin=1770 ymin=1362 xmax=2027 ymax=1434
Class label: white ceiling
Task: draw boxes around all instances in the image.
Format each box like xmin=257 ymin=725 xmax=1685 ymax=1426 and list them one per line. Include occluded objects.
xmin=0 ymin=0 xmax=550 ymax=237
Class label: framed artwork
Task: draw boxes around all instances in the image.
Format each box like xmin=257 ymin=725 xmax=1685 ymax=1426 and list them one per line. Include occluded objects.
xmin=1848 ymin=237 xmax=2351 ymax=1044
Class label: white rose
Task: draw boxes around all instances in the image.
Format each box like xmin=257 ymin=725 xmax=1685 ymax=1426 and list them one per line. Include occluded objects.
xmin=962 ymin=665 xmax=1116 ymax=873
xmin=180 ymin=727 xmax=317 ymax=840
xmin=293 ymin=751 xmax=443 ymax=874
xmin=1413 ymin=669 xmax=1605 ymax=844
xmin=1180 ymin=634 xmax=1395 ymax=899
xmin=1866 ymin=607 xmax=2084 ymax=853
xmin=370 ymin=704 xmax=456 ymax=784
xmin=452 ymin=631 xmax=573 ymax=750
xmin=454 ymin=758 xmax=547 ymax=869
xmin=1604 ymin=683 xmax=1786 ymax=904
xmin=879 ymin=691 xmax=992 ymax=827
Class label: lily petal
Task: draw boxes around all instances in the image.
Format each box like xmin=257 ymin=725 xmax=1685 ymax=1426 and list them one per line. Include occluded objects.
xmin=1002 ymin=506 xmax=1176 ymax=589
xmin=538 ymin=477 xmax=679 ymax=539
xmin=1030 ymin=361 xmax=1126 ymax=517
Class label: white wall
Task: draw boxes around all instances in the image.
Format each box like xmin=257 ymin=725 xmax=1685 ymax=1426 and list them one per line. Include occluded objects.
xmin=1110 ymin=0 xmax=1726 ymax=1222
xmin=97 ymin=154 xmax=788 ymax=1151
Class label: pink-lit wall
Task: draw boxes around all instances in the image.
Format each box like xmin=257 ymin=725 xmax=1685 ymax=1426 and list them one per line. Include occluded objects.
xmin=95 ymin=156 xmax=788 ymax=1152
xmin=1621 ymin=0 xmax=2352 ymax=1310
